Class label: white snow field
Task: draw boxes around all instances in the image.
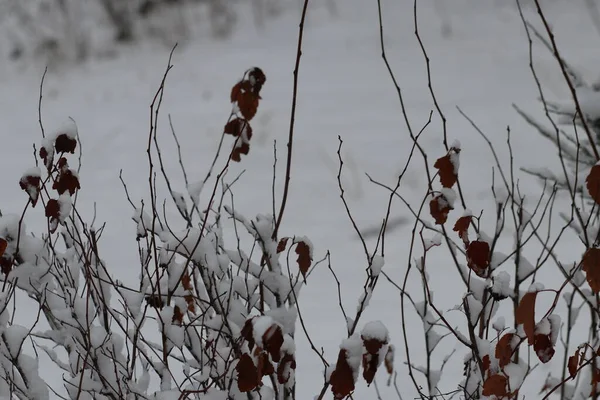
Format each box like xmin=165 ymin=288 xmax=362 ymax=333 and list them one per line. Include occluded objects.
xmin=0 ymin=0 xmax=598 ymax=398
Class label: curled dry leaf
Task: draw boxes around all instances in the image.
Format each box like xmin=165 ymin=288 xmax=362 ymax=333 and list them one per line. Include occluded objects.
xmin=236 ymin=353 xmax=260 ymax=393
xmin=453 ymin=215 xmax=471 ymax=244
xmin=330 ymin=349 xmax=355 ymax=399
xmin=257 ymin=352 xmax=274 ymax=378
xmin=54 ymin=133 xmax=77 ymax=154
xmin=429 ymin=194 xmax=453 ymax=225
xmin=277 ymin=353 xmax=296 ymax=384
xmin=482 ymin=374 xmax=509 ymax=397
xmin=582 ymin=248 xmax=600 ymax=294
xmin=586 ymin=164 xmax=600 ymax=204
xmin=145 ymin=294 xmax=165 ymax=309
xmin=241 ymin=317 xmax=256 ymax=351
xmin=533 ymin=333 xmax=555 ymax=363
xmin=361 ymin=337 xmax=386 ymax=385
xmin=516 ymin=292 xmax=537 ymax=345
xmin=172 ymin=306 xmax=183 ymax=326
xmin=495 ymin=333 xmax=515 ymax=369
xmin=0 ymin=239 xmax=6 ymax=259
xmin=384 ymin=345 xmax=394 ymax=375
xmin=466 ymin=240 xmax=490 ymax=277
xmin=481 ymin=354 xmax=491 ymax=376
xmin=53 ymin=169 xmax=80 ymax=195
xmin=295 ymin=241 xmax=312 ymax=278
xmin=19 ymin=174 xmax=41 ymax=207
xmin=277 ymin=237 xmax=289 ymax=253
xmin=568 ymin=349 xmax=580 ymax=379
xmin=262 ymin=324 xmax=284 ymax=363
xmin=434 ymin=154 xmax=457 ymax=188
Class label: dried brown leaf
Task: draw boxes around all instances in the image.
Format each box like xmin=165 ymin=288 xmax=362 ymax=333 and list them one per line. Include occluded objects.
xmin=533 ymin=333 xmax=555 ymax=363
xmin=429 ymin=194 xmax=452 ymax=225
xmin=568 ymin=350 xmax=580 ymax=379
xmin=19 ymin=174 xmax=41 ymax=207
xmin=516 ymin=292 xmax=537 ymax=345
xmin=434 ymin=154 xmax=457 ymax=188
xmin=172 ymin=306 xmax=183 ymax=326
xmin=295 ymin=241 xmax=312 ymax=278
xmin=466 ymin=240 xmax=490 ymax=277
xmin=384 ymin=346 xmax=394 ymax=375
xmin=583 ymin=248 xmax=600 ymax=294
xmin=453 ymin=215 xmax=471 ymax=244
xmin=495 ymin=333 xmax=515 ymax=368
xmin=482 ymin=374 xmax=508 ymax=397
xmin=277 ymin=237 xmax=289 ymax=253
xmin=330 ymin=349 xmax=355 ymax=399
xmin=587 ymin=165 xmax=600 ymax=204
xmin=277 ymin=353 xmax=296 ymax=384
xmin=236 ymin=353 xmax=260 ymax=392
xmin=262 ymin=324 xmax=284 ymax=363
xmin=55 ymin=133 xmax=77 ymax=154
xmin=53 ymin=169 xmax=80 ymax=195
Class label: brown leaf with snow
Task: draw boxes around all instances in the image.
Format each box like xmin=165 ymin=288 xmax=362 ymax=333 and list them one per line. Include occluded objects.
xmin=296 ymin=241 xmax=312 ymax=278
xmin=262 ymin=324 xmax=284 ymax=363
xmin=516 ymin=292 xmax=537 ymax=345
xmin=568 ymin=350 xmax=580 ymax=379
xmin=482 ymin=374 xmax=508 ymax=397
xmin=495 ymin=333 xmax=515 ymax=368
xmin=55 ymin=133 xmax=77 ymax=154
xmin=236 ymin=353 xmax=260 ymax=392
xmin=19 ymin=174 xmax=41 ymax=207
xmin=587 ymin=165 xmax=600 ymax=204
xmin=384 ymin=346 xmax=394 ymax=375
xmin=277 ymin=237 xmax=289 ymax=253
xmin=583 ymin=248 xmax=600 ymax=294
xmin=434 ymin=154 xmax=457 ymax=188
xmin=533 ymin=333 xmax=555 ymax=363
xmin=277 ymin=353 xmax=296 ymax=384
xmin=466 ymin=240 xmax=490 ymax=277
xmin=429 ymin=194 xmax=452 ymax=225
xmin=53 ymin=169 xmax=80 ymax=195
xmin=453 ymin=215 xmax=471 ymax=244
xmin=330 ymin=349 xmax=355 ymax=399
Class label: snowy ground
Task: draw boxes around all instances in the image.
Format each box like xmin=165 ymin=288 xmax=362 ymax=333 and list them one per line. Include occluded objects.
xmin=0 ymin=0 xmax=598 ymax=398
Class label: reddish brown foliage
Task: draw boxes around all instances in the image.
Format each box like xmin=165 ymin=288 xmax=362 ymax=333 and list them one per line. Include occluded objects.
xmin=434 ymin=154 xmax=457 ymax=188
xmin=516 ymin=292 xmax=537 ymax=345
xmin=583 ymin=248 xmax=600 ymax=294
xmin=330 ymin=349 xmax=355 ymax=399
xmin=495 ymin=333 xmax=515 ymax=368
xmin=53 ymin=169 xmax=80 ymax=195
xmin=231 ymin=140 xmax=251 ymax=162
xmin=361 ymin=336 xmax=387 ymax=385
xmin=262 ymin=324 xmax=284 ymax=363
xmin=533 ymin=333 xmax=555 ymax=363
xmin=237 ymin=353 xmax=260 ymax=392
xmin=257 ymin=352 xmax=274 ymax=378
xmin=277 ymin=237 xmax=289 ymax=253
xmin=172 ymin=306 xmax=183 ymax=326
xmin=482 ymin=374 xmax=509 ymax=397
xmin=45 ymin=199 xmax=60 ymax=220
xmin=384 ymin=346 xmax=394 ymax=375
xmin=482 ymin=354 xmax=491 ymax=375
xmin=587 ymin=164 xmax=600 ymax=204
xmin=277 ymin=353 xmax=296 ymax=384
xmin=568 ymin=350 xmax=580 ymax=379
xmin=0 ymin=239 xmax=6 ymax=260
xmin=295 ymin=241 xmax=312 ymax=278
xmin=466 ymin=240 xmax=490 ymax=277
xmin=429 ymin=194 xmax=453 ymax=225
xmin=19 ymin=174 xmax=41 ymax=207
xmin=453 ymin=215 xmax=471 ymax=244
xmin=241 ymin=318 xmax=256 ymax=351
xmin=54 ymin=133 xmax=77 ymax=154
xmin=145 ymin=294 xmax=165 ymax=309
xmin=224 ymin=118 xmax=247 ymax=137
